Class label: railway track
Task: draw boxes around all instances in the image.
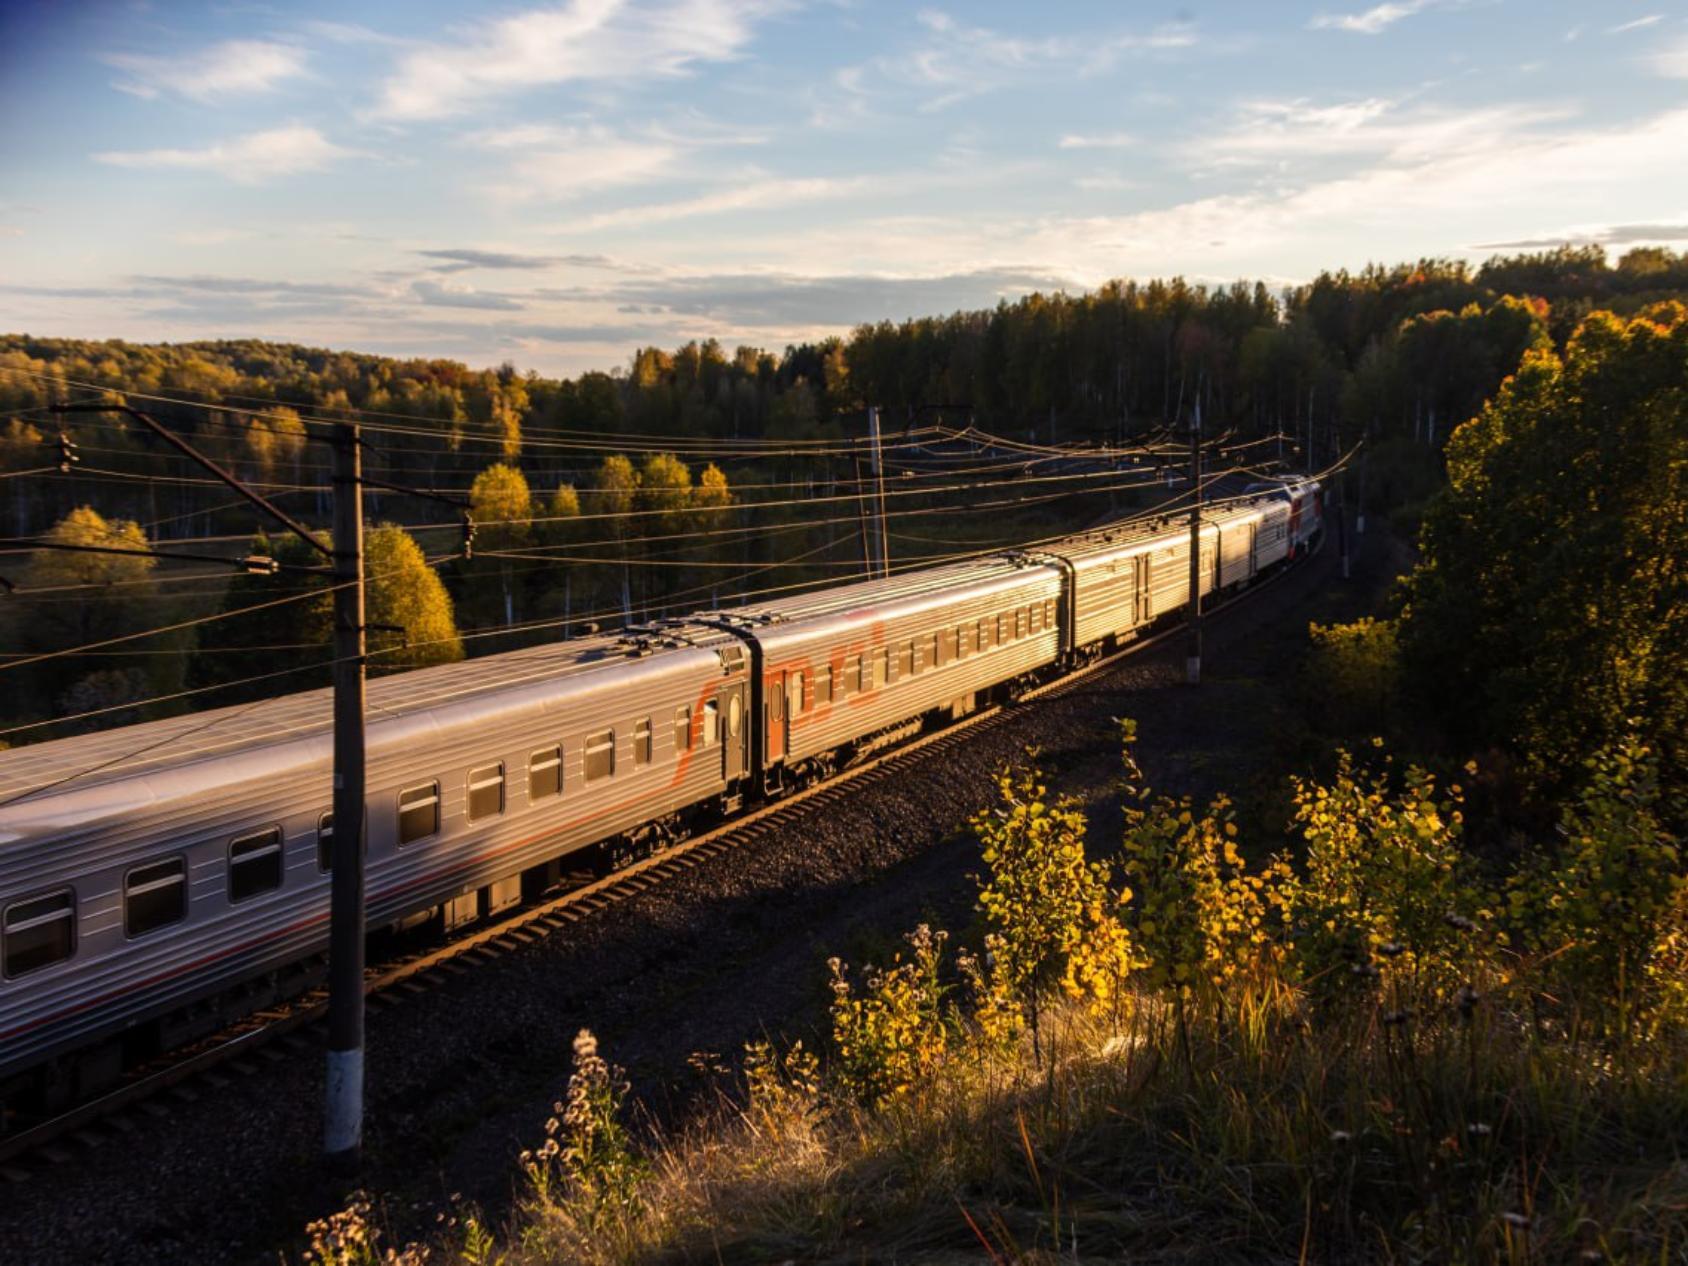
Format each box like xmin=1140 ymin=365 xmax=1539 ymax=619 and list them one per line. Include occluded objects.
xmin=0 ymin=543 xmax=1318 ymax=1181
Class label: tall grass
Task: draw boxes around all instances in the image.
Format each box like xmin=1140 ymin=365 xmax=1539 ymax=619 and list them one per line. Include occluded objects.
xmin=304 ymin=733 xmax=1688 ymax=1265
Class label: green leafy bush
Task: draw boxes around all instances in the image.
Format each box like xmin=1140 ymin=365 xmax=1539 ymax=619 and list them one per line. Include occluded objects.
xmin=1508 ymin=735 xmax=1688 ymax=1038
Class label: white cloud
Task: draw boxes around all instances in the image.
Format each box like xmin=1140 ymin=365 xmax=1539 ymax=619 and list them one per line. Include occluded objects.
xmin=1011 ymin=105 xmax=1688 ymax=283
xmin=834 ymin=12 xmax=1195 ymax=114
xmin=1608 ymin=15 xmax=1663 ymax=34
xmin=1648 ymin=36 xmax=1688 ymax=77
xmin=551 ymin=175 xmax=864 ymax=232
xmin=1309 ymin=1 xmax=1435 ymax=34
xmin=1058 ymin=132 xmax=1135 ymax=149
xmin=490 ymin=132 xmax=681 ymax=201
xmin=1195 ymin=96 xmax=1570 ymax=166
xmin=101 ymin=39 xmax=308 ymax=102
xmin=92 ymin=125 xmax=359 ymax=183
xmin=411 ymin=279 xmax=526 ymax=310
xmin=370 ymin=0 xmax=785 ymax=121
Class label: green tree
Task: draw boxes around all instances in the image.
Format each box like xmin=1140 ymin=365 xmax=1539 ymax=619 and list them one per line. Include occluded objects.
xmin=539 ymin=483 xmax=582 ymax=635
xmin=1399 ymin=304 xmax=1688 ymax=808
xmin=12 ymin=507 xmax=159 ymax=708
xmin=594 ymin=455 xmax=638 ymax=621
xmin=468 ymin=463 xmax=533 ymax=626
xmin=638 ymin=453 xmax=691 ymax=614
xmin=190 ymin=530 xmax=333 ymax=700
xmin=365 ymin=524 xmax=464 ymax=672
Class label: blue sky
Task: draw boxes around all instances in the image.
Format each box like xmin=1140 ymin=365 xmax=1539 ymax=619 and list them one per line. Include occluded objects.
xmin=2 ymin=0 xmax=1685 ymax=376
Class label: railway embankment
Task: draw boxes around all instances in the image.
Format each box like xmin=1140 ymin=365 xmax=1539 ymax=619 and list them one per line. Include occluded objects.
xmin=0 ymin=525 xmax=1405 ymax=1266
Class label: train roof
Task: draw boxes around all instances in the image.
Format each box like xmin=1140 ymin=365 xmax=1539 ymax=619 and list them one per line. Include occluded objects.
xmin=699 ymin=553 xmax=1056 ymax=634
xmin=1039 ymin=497 xmax=1270 ymax=566
xmin=0 ymin=622 xmax=737 ymax=806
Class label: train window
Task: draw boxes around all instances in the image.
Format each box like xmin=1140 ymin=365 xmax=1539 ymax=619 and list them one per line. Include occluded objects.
xmin=701 ymin=700 xmax=719 ymax=748
xmin=675 ymin=706 xmax=692 ymax=753
xmin=977 ymin=617 xmax=993 ymax=651
xmin=3 ymin=890 xmax=75 ymax=978
xmin=998 ymin=612 xmax=1011 ymax=643
xmin=634 ymin=717 xmax=653 ymax=767
xmin=125 ymin=858 xmax=186 ymax=938
xmin=814 ymin=665 xmax=833 ymax=706
xmin=1029 ymin=603 xmax=1043 ymax=635
xmin=789 ymin=671 xmax=805 ymax=714
xmin=228 ymin=827 xmax=283 ymax=903
xmin=845 ymin=655 xmax=863 ymax=695
xmin=398 ymin=781 xmax=440 ymax=845
xmin=898 ymin=641 xmax=915 ymax=678
xmin=927 ymin=632 xmax=941 ymax=669
xmin=956 ymin=625 xmax=970 ymax=658
xmin=585 ymin=730 xmax=615 ymax=781
xmin=940 ymin=629 xmax=957 ymax=664
xmin=467 ymin=763 xmax=505 ymax=822
xmin=1015 ymin=608 xmax=1028 ymax=639
xmin=874 ymin=647 xmax=890 ymax=689
xmin=1045 ymin=599 xmax=1057 ymax=627
xmin=530 ymin=746 xmax=562 ymax=801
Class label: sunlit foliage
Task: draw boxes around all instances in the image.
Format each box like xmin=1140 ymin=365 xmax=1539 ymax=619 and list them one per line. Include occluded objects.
xmin=1400 ymin=303 xmax=1688 ymax=806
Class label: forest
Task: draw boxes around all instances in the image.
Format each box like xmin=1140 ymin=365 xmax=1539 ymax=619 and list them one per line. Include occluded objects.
xmin=0 ymin=241 xmax=1685 ymax=766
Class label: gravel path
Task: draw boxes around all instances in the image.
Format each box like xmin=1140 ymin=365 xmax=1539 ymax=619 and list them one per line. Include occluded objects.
xmin=0 ymin=527 xmax=1406 ymax=1265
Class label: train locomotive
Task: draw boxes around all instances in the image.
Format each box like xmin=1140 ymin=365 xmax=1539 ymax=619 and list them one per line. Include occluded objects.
xmin=0 ymin=479 xmax=1320 ymax=1117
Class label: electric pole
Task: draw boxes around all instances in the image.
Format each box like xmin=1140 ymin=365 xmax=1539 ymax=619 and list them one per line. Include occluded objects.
xmin=1186 ymin=397 xmax=1203 ymax=686
xmin=1338 ymin=468 xmax=1350 ymax=581
xmin=852 ymin=443 xmax=874 ymax=581
xmin=326 ymin=422 xmax=367 ymax=1174
xmin=867 ymin=406 xmax=890 ymax=578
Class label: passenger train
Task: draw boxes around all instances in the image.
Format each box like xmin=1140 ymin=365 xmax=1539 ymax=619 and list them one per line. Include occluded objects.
xmin=0 ymin=479 xmax=1321 ymax=1118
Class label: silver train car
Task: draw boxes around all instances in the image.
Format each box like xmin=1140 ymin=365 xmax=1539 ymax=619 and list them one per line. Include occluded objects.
xmin=0 ymin=479 xmax=1319 ymax=1114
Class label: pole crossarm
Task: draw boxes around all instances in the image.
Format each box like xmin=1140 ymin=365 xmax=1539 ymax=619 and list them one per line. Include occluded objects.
xmin=50 ymin=401 xmax=332 ymax=559
xmin=357 ymin=473 xmax=468 ymax=510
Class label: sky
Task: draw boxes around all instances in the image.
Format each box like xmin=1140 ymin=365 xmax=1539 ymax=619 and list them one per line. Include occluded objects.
xmin=1 ymin=0 xmax=1685 ymax=378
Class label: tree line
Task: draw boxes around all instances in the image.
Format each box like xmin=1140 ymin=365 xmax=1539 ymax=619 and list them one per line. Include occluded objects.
xmin=2 ymin=242 xmax=1685 ymax=741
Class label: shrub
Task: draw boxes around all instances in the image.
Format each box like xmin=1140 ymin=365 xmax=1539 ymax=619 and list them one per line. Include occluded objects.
xmin=1282 ymin=745 xmax=1490 ymax=1010
xmin=971 ymin=760 xmax=1139 ymax=1034
xmin=1305 ymin=617 xmax=1400 ymax=737
xmin=828 ymin=925 xmax=953 ymax=1104
xmin=1117 ymin=720 xmax=1288 ymax=1013
xmin=522 ymin=1030 xmax=646 ymax=1216
xmin=1508 ymin=734 xmax=1687 ymax=1038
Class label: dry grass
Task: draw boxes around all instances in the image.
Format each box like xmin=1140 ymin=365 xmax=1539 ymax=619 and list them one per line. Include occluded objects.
xmin=340 ymin=977 xmax=1688 ymax=1266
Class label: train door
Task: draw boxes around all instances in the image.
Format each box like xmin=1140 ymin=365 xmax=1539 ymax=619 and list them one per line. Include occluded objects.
xmin=765 ymin=670 xmax=786 ymax=763
xmin=718 ymin=680 xmax=748 ymax=781
xmin=1135 ymin=554 xmax=1152 ymax=626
